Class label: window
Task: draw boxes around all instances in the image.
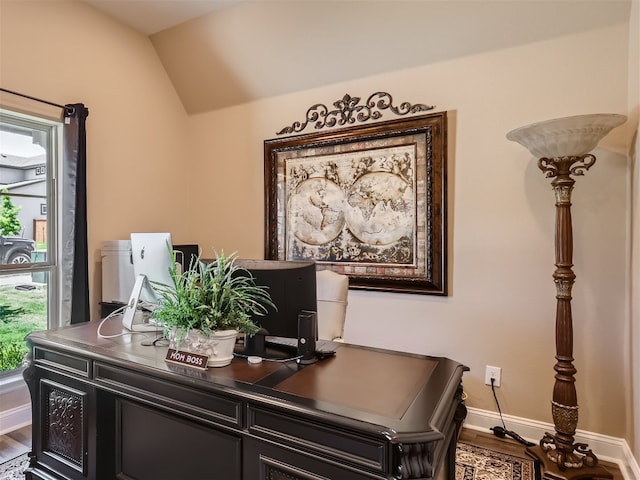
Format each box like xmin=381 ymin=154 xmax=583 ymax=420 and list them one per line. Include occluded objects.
xmin=0 ymin=109 xmax=61 ymax=374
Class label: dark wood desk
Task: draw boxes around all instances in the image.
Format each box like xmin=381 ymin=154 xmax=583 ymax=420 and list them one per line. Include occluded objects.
xmin=23 ymin=318 xmax=468 ymax=480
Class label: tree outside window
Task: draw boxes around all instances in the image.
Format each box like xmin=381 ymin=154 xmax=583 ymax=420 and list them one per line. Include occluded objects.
xmin=0 ymin=188 xmax=23 ymax=236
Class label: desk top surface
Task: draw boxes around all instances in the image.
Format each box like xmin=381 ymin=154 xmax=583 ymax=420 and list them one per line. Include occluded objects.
xmin=27 ymin=317 xmax=467 ymax=441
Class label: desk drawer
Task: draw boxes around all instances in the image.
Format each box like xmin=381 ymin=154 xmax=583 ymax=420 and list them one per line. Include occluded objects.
xmin=34 ymin=347 xmax=91 ymax=378
xmin=247 ymin=405 xmax=387 ymax=474
xmin=244 ymin=437 xmax=382 ymax=480
xmin=117 ymin=399 xmax=241 ymax=480
xmin=95 ymin=362 xmax=242 ymax=429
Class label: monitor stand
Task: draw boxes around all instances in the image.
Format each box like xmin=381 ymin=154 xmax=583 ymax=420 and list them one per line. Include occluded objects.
xmin=243 ymin=332 xmax=267 ymax=357
xmin=121 ymin=274 xmax=163 ymax=332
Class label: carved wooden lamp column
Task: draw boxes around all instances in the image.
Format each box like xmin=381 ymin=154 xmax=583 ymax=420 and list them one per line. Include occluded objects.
xmin=506 ymin=113 xmax=626 ymax=480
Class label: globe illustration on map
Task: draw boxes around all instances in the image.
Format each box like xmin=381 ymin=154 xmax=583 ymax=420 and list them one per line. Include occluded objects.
xmin=345 ymin=172 xmax=414 ymax=245
xmin=288 ymin=178 xmax=346 ymax=245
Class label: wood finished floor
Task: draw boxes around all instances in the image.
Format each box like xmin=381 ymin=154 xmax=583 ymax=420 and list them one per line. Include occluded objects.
xmin=0 ymin=425 xmax=625 ymax=479
xmin=0 ymin=424 xmax=31 ymax=463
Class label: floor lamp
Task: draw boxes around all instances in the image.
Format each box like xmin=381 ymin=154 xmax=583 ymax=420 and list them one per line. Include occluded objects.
xmin=506 ymin=113 xmax=626 ymax=480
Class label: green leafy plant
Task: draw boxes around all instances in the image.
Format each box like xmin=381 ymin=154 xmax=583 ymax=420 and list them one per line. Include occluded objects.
xmin=0 ymin=341 xmax=27 ymax=371
xmin=152 ymin=249 xmax=274 ymax=337
xmin=0 ymin=189 xmax=22 ymax=236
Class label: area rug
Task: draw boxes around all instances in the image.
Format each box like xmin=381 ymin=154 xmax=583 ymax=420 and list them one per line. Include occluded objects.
xmin=456 ymin=442 xmax=536 ymax=480
xmin=0 ymin=452 xmax=29 ymax=480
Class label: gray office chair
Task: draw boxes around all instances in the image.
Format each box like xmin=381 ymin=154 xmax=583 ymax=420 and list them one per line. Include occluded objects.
xmin=316 ymin=269 xmax=349 ymax=341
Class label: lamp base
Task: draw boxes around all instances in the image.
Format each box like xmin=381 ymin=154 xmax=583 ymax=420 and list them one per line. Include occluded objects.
xmin=526 ymin=446 xmax=612 ymax=480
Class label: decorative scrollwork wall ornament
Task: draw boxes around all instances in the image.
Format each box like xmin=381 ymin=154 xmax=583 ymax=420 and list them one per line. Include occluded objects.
xmin=276 ymin=92 xmax=434 ymax=135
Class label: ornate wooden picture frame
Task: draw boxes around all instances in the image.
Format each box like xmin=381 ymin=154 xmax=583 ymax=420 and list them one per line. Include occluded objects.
xmin=264 ymin=112 xmax=447 ymax=295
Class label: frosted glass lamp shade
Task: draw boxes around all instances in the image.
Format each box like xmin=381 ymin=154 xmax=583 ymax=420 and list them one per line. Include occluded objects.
xmin=506 ymin=114 xmax=626 ymax=158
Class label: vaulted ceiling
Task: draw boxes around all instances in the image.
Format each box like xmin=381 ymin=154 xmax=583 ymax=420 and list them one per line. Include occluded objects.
xmin=83 ymin=1 xmax=632 ymax=114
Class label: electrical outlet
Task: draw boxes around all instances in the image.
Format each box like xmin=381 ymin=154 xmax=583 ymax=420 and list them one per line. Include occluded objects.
xmin=485 ymin=365 xmax=501 ymax=387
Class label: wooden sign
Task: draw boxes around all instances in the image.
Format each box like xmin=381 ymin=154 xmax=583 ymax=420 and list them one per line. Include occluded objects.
xmin=165 ymin=349 xmax=208 ymax=370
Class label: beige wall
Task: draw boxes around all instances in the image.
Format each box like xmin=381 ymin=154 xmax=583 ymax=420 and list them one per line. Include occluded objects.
xmin=186 ymin=23 xmax=631 ymax=439
xmin=0 ymin=0 xmax=192 ymax=315
xmin=0 ymin=0 xmax=635 ymax=444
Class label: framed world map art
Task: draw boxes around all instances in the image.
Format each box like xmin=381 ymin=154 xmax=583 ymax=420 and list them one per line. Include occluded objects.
xmin=264 ymin=112 xmax=447 ymax=295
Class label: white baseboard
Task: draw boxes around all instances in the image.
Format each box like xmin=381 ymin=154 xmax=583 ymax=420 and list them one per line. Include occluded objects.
xmin=464 ymin=407 xmax=640 ymax=480
xmin=0 ymin=403 xmax=31 ymax=436
xmin=0 ymin=371 xmax=27 ymax=393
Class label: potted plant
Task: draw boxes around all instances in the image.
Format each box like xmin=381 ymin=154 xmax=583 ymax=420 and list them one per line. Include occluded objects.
xmin=152 ymin=250 xmax=274 ymax=367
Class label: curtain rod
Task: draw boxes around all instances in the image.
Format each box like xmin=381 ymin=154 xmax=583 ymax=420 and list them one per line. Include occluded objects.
xmin=0 ymin=87 xmax=75 ymax=115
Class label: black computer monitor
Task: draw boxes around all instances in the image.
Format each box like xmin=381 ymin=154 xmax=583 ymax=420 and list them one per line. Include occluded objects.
xmin=234 ymin=260 xmax=317 ymax=358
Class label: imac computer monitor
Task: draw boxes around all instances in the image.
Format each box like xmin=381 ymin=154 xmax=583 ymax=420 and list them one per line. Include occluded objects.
xmin=122 ymin=232 xmax=175 ymax=332
xmin=234 ymin=260 xmax=317 ymax=357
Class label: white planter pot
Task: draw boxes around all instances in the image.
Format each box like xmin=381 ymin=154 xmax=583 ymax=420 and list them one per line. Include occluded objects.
xmin=169 ymin=328 xmax=238 ymax=367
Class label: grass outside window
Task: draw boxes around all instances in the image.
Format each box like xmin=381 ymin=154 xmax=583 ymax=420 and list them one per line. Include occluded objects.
xmin=0 ymin=282 xmax=47 ymax=372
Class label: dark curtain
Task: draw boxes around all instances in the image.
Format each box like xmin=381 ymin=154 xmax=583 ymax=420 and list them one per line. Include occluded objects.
xmin=61 ymin=104 xmax=89 ymax=325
